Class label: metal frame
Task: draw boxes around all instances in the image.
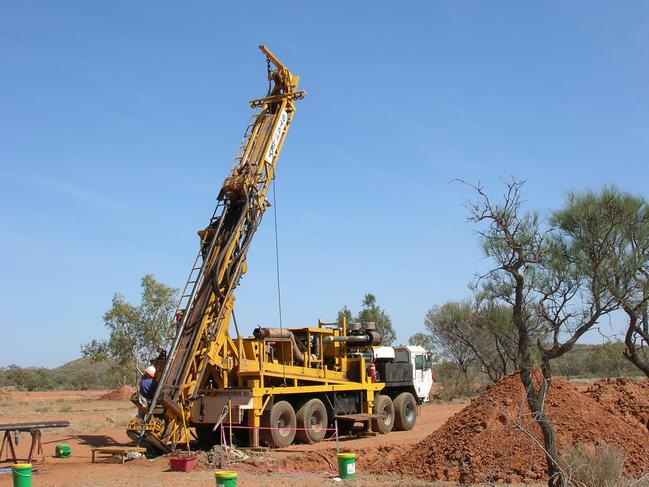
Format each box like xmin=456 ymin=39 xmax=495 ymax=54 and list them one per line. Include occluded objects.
xmin=127 ymin=46 xmax=391 ymax=450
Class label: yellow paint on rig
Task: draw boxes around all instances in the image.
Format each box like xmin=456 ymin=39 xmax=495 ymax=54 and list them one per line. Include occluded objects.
xmin=126 ymin=47 xmax=384 ymax=450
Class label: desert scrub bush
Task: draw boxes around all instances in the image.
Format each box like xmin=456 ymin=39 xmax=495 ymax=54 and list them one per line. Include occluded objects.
xmin=58 ymin=404 xmax=72 ymax=412
xmin=34 ymin=406 xmax=51 ymax=413
xmin=431 ymin=361 xmax=482 ymax=401
xmin=561 ymin=442 xmax=625 ymax=487
xmin=435 ymin=381 xmax=477 ymax=401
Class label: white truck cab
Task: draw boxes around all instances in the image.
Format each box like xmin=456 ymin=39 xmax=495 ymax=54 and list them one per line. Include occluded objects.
xmin=373 ymin=345 xmax=434 ymax=403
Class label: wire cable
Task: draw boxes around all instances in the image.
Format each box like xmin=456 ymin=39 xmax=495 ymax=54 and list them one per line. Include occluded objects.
xmin=272 ymin=176 xmax=287 ymax=385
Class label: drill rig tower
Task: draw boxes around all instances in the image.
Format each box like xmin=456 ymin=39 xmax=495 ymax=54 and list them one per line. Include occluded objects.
xmin=128 ymin=46 xmax=432 ymax=452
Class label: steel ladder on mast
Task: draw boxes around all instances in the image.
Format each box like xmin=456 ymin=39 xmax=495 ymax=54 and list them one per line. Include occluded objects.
xmin=144 ymin=107 xmax=262 ymax=422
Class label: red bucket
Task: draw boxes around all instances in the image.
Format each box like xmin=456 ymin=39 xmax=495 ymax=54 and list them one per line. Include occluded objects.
xmin=169 ymin=454 xmax=198 ymax=472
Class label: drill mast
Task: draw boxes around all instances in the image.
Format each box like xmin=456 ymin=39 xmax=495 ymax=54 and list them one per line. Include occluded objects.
xmin=139 ymin=46 xmax=305 ymax=450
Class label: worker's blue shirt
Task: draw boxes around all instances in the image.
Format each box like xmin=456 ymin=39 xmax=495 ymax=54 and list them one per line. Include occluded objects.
xmin=139 ymin=376 xmax=157 ymax=401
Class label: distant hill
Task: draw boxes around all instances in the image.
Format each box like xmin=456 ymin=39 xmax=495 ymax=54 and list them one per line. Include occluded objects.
xmin=0 ymin=357 xmax=119 ymax=391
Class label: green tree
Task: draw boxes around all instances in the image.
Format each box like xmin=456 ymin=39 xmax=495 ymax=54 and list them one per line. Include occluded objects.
xmin=3 ymin=365 xmax=31 ymax=390
xmin=357 ymin=294 xmax=396 ymax=346
xmin=463 ymin=179 xmax=624 ymax=486
xmin=82 ymin=274 xmax=178 ymax=385
xmin=588 ymin=341 xmax=636 ymax=378
xmin=586 ymin=188 xmax=649 ymax=378
xmin=464 ymin=179 xmax=559 ymax=484
xmin=408 ymin=332 xmax=435 ymax=352
xmin=70 ymin=369 xmax=99 ymax=390
xmin=423 ymin=301 xmax=477 ymax=383
xmin=414 ymin=298 xmax=519 ymax=384
xmin=337 ymin=305 xmax=353 ymax=325
xmin=28 ymin=369 xmax=55 ymax=391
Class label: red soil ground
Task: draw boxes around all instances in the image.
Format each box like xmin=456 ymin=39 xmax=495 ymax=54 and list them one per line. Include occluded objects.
xmin=97 ymin=386 xmax=136 ymax=401
xmin=5 ymin=376 xmax=649 ymax=485
xmin=584 ymin=377 xmax=649 ymax=430
xmin=0 ymin=389 xmax=469 ymax=486
xmin=386 ymin=373 xmax=649 ymax=483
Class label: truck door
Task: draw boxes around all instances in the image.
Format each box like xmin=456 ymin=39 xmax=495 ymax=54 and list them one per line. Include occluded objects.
xmin=414 ymin=354 xmax=423 ymax=382
xmin=412 ymin=352 xmax=433 ymax=401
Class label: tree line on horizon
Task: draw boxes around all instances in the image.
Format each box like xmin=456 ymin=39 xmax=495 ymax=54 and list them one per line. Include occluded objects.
xmin=0 ymin=339 xmax=638 ymax=393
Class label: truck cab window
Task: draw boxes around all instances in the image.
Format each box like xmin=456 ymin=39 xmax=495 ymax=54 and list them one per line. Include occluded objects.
xmin=395 ymin=350 xmax=409 ymax=363
xmin=415 ymin=355 xmax=424 ymax=371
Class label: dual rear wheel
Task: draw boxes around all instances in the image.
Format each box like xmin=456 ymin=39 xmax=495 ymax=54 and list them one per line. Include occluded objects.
xmin=296 ymin=398 xmax=328 ymax=444
xmin=261 ymin=398 xmax=328 ymax=447
xmin=393 ymin=392 xmax=417 ymax=431
xmin=372 ymin=392 xmax=417 ymax=433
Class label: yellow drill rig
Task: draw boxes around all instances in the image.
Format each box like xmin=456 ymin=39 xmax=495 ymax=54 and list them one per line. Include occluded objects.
xmin=127 ymin=46 xmax=433 ymax=452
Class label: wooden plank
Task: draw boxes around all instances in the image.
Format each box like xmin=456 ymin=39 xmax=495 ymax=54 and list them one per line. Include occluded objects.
xmin=91 ymin=447 xmax=147 ymax=453
xmin=91 ymin=446 xmax=146 ymax=464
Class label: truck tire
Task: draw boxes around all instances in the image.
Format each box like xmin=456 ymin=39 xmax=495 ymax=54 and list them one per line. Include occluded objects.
xmin=295 ymin=398 xmax=328 ymax=443
xmin=393 ymin=392 xmax=417 ymax=431
xmin=261 ymin=401 xmax=296 ymax=448
xmin=371 ymin=395 xmax=394 ymax=434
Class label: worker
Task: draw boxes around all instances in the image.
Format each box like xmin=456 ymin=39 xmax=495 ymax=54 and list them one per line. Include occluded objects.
xmin=151 ymin=348 xmax=167 ymax=375
xmin=139 ymin=365 xmax=158 ymax=405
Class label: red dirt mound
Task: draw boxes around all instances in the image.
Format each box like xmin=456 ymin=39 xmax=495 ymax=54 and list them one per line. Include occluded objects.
xmin=98 ymin=386 xmax=136 ymax=401
xmin=584 ymin=377 xmax=649 ymax=430
xmin=390 ymin=373 xmax=649 ymax=483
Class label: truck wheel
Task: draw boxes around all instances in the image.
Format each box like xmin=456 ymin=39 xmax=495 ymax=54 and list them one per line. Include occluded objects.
xmin=296 ymin=398 xmax=328 ymax=443
xmin=261 ymin=401 xmax=296 ymax=448
xmin=371 ymin=395 xmax=394 ymax=434
xmin=393 ymin=392 xmax=417 ymax=431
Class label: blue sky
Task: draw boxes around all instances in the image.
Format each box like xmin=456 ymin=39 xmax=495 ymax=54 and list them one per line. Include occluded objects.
xmin=1 ymin=2 xmax=648 ymax=367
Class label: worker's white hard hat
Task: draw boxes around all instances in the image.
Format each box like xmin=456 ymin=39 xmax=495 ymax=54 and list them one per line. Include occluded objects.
xmin=144 ymin=365 xmax=156 ymax=377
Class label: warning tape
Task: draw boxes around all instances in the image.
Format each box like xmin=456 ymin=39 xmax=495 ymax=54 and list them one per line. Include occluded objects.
xmin=277 ymin=467 xmax=336 ymax=475
xmin=216 ymin=421 xmax=343 ymax=458
xmin=223 ymin=424 xmax=338 ymax=432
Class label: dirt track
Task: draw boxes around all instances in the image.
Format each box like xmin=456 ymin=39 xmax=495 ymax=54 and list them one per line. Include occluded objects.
xmin=0 ymin=389 xmax=479 ymax=486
